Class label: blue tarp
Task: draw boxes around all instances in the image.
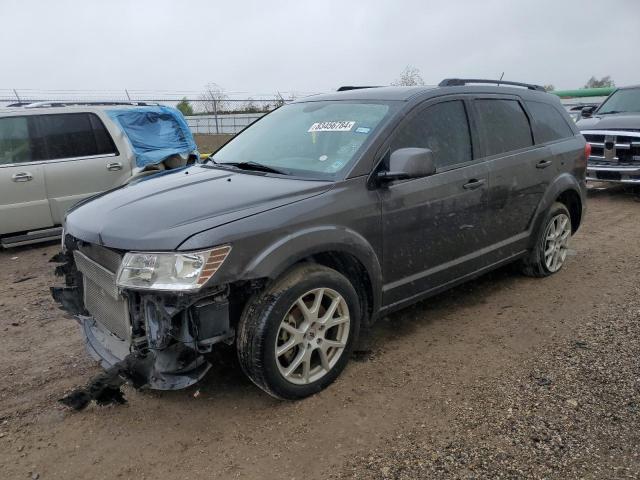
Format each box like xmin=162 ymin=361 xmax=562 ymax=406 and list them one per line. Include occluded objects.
xmin=106 ymin=106 xmax=198 ymax=168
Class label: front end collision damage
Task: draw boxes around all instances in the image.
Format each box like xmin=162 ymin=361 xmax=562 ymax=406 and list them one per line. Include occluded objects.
xmin=51 ymin=240 xmax=236 ymax=409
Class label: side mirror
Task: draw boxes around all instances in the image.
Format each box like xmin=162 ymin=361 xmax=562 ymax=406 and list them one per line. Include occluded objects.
xmin=377 ymin=148 xmax=436 ymax=183
xmin=581 ymin=106 xmax=596 ymax=118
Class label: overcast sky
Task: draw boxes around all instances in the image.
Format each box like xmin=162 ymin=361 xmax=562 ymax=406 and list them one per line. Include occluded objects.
xmin=1 ymin=0 xmax=638 ymax=99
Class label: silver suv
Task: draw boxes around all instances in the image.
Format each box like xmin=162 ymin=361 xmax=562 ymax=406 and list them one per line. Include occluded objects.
xmin=0 ymin=102 xmax=197 ymax=247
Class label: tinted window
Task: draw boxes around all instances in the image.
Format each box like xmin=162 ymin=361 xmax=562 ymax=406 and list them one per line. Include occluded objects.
xmin=0 ymin=117 xmax=33 ymax=165
xmin=526 ymin=101 xmax=574 ymax=143
xmin=35 ymin=113 xmax=117 ymax=160
xmin=475 ymin=99 xmax=533 ymax=156
xmin=392 ymin=100 xmax=472 ymax=168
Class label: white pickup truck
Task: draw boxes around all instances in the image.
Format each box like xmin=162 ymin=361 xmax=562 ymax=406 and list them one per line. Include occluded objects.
xmin=0 ymin=102 xmax=198 ymax=247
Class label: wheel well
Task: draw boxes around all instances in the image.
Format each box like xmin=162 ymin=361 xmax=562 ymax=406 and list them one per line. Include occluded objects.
xmin=556 ymin=189 xmax=582 ymax=233
xmin=301 ymin=251 xmax=374 ymax=326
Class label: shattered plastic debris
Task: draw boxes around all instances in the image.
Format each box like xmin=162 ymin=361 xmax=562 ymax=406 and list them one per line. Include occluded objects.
xmin=59 ymin=352 xmax=154 ymax=411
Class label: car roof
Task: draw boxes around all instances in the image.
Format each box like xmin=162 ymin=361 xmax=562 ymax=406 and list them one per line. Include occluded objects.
xmin=294 ymin=84 xmax=556 ymax=103
xmin=0 ymin=103 xmax=157 ymax=116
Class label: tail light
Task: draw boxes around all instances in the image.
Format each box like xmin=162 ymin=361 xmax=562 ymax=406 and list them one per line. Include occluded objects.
xmin=577 ymin=142 xmax=590 ymax=172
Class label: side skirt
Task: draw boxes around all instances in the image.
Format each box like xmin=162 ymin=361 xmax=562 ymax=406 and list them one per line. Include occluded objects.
xmin=379 ymin=250 xmax=527 ymax=317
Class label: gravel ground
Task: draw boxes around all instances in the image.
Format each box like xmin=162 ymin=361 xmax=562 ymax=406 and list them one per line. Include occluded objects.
xmin=341 ymin=286 xmax=640 ymax=479
xmin=0 ymin=184 xmax=639 ymax=479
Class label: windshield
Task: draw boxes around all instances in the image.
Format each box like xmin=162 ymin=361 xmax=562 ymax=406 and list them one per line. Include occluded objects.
xmin=597 ymin=88 xmax=640 ymax=115
xmin=211 ymin=101 xmax=393 ymax=179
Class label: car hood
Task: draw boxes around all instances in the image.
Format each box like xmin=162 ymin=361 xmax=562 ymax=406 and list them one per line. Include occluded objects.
xmin=577 ymin=112 xmax=640 ymax=131
xmin=65 ymin=165 xmax=332 ymax=251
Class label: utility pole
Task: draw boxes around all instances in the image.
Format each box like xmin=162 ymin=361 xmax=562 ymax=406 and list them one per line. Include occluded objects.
xmin=13 ymin=89 xmax=21 ymax=103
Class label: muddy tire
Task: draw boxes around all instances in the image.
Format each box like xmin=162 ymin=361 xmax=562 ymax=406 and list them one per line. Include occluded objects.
xmin=236 ymin=264 xmax=360 ymax=399
xmin=521 ymin=202 xmax=572 ymax=277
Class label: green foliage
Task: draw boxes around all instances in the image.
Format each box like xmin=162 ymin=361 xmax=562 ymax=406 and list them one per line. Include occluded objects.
xmin=584 ymin=76 xmax=615 ymax=89
xmin=176 ymin=97 xmax=194 ymax=116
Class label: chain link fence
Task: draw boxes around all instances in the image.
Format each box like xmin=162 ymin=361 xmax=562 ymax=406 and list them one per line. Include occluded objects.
xmin=185 ymin=112 xmax=266 ymax=135
xmin=0 ymin=89 xmax=313 ymax=135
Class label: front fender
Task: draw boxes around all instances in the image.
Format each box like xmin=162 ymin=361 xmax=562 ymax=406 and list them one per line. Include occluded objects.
xmin=243 ymin=225 xmax=382 ymax=279
xmin=241 ymin=225 xmax=383 ymax=310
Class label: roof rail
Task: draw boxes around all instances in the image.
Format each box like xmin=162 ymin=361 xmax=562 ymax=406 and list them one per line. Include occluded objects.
xmin=21 ymin=101 xmax=159 ymax=109
xmin=438 ymin=78 xmax=546 ymax=91
xmin=337 ymin=86 xmax=381 ymax=92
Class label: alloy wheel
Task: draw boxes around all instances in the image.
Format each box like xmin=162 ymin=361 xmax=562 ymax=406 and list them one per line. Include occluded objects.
xmin=275 ymin=288 xmax=350 ymax=385
xmin=543 ymin=213 xmax=571 ymax=272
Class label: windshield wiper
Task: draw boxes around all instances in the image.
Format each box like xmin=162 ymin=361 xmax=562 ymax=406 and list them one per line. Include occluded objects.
xmin=222 ymin=161 xmax=287 ymax=175
xmin=598 ymin=110 xmax=626 ymax=115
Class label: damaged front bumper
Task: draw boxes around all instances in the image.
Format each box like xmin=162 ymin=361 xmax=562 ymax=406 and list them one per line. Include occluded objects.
xmin=51 ymin=237 xmax=234 ymax=391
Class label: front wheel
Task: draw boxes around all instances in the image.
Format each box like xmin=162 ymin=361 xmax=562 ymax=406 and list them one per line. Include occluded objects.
xmin=521 ymin=202 xmax=572 ymax=277
xmin=237 ymin=264 xmax=360 ymax=399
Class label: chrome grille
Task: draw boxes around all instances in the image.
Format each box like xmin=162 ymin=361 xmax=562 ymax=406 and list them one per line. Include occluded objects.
xmin=73 ymin=250 xmax=131 ymax=341
xmin=583 ymin=130 xmax=640 ymax=166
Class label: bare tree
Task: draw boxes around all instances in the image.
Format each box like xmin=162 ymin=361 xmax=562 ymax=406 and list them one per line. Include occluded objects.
xmin=391 ymin=65 xmax=425 ymax=86
xmin=584 ymin=76 xmax=615 ymax=89
xmin=242 ymin=97 xmax=262 ymax=113
xmin=273 ymin=91 xmax=296 ymax=108
xmin=200 ymin=83 xmax=228 ymax=114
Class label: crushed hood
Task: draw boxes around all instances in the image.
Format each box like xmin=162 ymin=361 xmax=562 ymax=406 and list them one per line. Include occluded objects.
xmin=65 ymin=166 xmax=331 ymax=251
xmin=577 ymin=112 xmax=640 ymax=131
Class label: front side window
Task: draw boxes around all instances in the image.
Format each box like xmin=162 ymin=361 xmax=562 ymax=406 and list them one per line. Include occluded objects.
xmin=0 ymin=116 xmax=32 ymax=165
xmin=35 ymin=113 xmax=117 ymax=161
xmin=597 ymin=88 xmax=640 ymax=115
xmin=212 ymin=101 xmax=394 ymax=179
xmin=526 ymin=101 xmax=574 ymax=143
xmin=392 ymin=100 xmax=472 ymax=169
xmin=474 ymin=99 xmax=533 ymax=156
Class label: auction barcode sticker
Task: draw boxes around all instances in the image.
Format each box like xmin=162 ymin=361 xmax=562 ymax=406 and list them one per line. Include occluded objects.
xmin=308 ymin=121 xmax=355 ymax=132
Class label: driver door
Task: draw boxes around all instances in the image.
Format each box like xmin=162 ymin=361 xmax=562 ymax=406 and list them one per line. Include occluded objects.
xmin=379 ymin=98 xmax=492 ymax=306
xmin=0 ymin=116 xmax=53 ymax=236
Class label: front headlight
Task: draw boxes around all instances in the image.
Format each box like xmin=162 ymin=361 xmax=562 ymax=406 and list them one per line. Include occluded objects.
xmin=116 ymin=245 xmax=231 ymax=291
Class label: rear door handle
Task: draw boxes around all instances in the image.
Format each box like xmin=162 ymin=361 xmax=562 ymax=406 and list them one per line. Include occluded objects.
xmin=106 ymin=162 xmax=123 ymax=171
xmin=462 ymin=178 xmax=486 ymax=190
xmin=536 ymin=160 xmax=553 ymax=169
xmin=11 ymin=172 xmax=33 ymax=182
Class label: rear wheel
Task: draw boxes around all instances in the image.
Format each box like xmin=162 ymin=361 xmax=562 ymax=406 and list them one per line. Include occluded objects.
xmin=521 ymin=202 xmax=572 ymax=277
xmin=237 ymin=264 xmax=360 ymax=399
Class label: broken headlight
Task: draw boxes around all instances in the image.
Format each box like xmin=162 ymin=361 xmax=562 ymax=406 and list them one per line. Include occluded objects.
xmin=116 ymin=245 xmax=231 ymax=291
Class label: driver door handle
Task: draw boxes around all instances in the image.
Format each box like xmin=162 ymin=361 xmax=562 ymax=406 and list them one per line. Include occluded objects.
xmin=12 ymin=172 xmax=33 ymax=182
xmin=463 ymin=178 xmax=486 ymax=190
xmin=536 ymin=159 xmax=553 ymax=169
xmin=106 ymin=162 xmax=123 ymax=171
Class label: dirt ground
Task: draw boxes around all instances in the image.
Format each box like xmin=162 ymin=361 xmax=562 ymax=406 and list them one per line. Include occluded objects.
xmin=193 ymin=133 xmax=233 ymax=154
xmin=1 ymin=184 xmax=638 ymax=480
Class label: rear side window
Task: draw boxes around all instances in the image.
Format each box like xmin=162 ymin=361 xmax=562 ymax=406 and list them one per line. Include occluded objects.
xmin=392 ymin=100 xmax=472 ymax=169
xmin=34 ymin=113 xmax=117 ymax=161
xmin=525 ymin=101 xmax=574 ymax=143
xmin=474 ymin=99 xmax=533 ymax=156
xmin=0 ymin=117 xmax=33 ymax=165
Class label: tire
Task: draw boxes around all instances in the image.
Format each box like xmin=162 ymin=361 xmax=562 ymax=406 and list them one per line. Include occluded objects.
xmin=521 ymin=202 xmax=572 ymax=277
xmin=236 ymin=264 xmax=361 ymax=399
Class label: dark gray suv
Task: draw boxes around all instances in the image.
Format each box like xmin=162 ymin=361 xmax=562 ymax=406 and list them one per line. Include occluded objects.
xmin=53 ymin=79 xmax=587 ymax=402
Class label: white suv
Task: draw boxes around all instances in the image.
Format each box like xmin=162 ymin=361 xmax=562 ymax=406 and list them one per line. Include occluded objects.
xmin=0 ymin=102 xmax=197 ymax=247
